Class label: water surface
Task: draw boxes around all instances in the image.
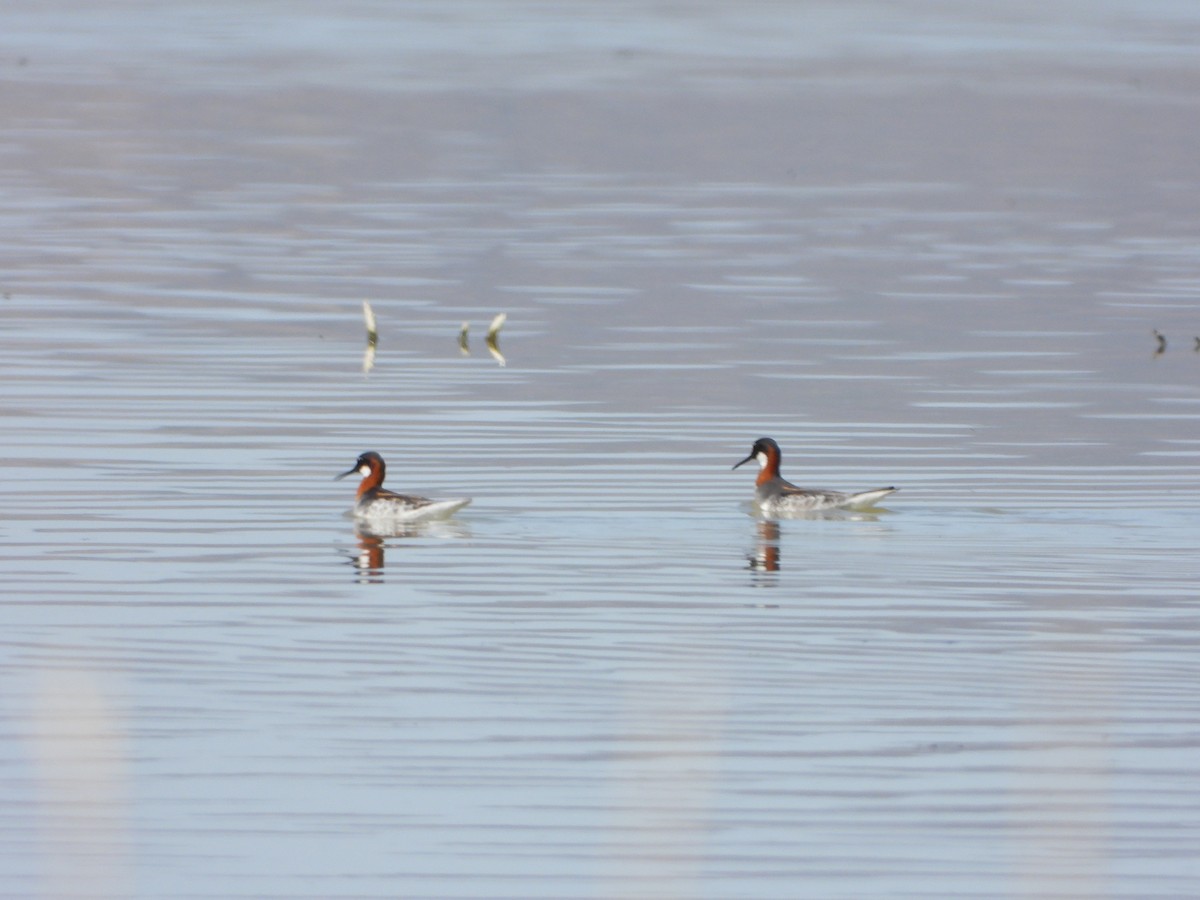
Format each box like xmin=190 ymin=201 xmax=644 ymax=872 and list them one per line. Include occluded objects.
xmin=2 ymin=2 xmax=1200 ymax=898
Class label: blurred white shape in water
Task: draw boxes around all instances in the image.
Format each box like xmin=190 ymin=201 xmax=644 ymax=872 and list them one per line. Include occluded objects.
xmin=604 ymin=653 xmax=731 ymax=896
xmin=25 ymin=664 xmax=132 ymax=900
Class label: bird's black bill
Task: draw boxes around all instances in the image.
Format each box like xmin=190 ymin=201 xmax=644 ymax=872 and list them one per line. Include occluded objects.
xmin=334 ymin=465 xmax=358 ymax=481
xmin=732 ymin=453 xmax=755 ymax=471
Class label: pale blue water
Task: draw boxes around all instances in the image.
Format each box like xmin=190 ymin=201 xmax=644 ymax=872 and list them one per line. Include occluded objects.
xmin=2 ymin=2 xmax=1200 ymax=898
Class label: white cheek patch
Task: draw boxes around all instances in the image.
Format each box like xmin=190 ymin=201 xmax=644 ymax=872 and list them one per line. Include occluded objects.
xmin=359 ymin=464 xmax=372 ymax=476
xmin=756 ymin=451 xmax=768 ymax=468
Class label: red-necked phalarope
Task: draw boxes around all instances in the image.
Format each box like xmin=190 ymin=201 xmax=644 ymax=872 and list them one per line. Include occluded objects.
xmin=335 ymin=451 xmax=471 ymax=523
xmin=733 ymin=437 xmax=897 ymax=515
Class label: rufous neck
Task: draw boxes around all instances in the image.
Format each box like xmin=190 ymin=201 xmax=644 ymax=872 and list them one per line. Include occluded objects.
xmin=756 ymin=448 xmax=781 ymax=486
xmin=358 ymin=465 xmax=385 ymax=498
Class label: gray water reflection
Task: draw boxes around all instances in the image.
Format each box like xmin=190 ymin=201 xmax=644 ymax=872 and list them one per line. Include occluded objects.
xmin=343 ymin=519 xmax=473 ymax=584
xmin=4 ymin=1 xmax=1200 ymax=898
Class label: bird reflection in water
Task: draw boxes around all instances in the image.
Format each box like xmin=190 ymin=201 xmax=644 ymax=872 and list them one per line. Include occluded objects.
xmin=349 ymin=528 xmax=387 ymax=583
xmin=745 ymin=509 xmax=892 ymax=584
xmin=747 ymin=519 xmax=781 ymax=582
xmin=343 ymin=519 xmax=471 ymax=584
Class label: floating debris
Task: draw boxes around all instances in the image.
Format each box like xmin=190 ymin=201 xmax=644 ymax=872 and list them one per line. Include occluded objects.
xmin=362 ymin=300 xmax=378 ymax=343
xmin=362 ymin=301 xmax=378 ymax=374
xmin=1153 ymin=329 xmax=1167 ymax=357
xmin=487 ymin=312 xmax=506 ymax=340
xmin=486 ymin=313 xmax=507 ymax=366
xmin=458 ymin=321 xmax=470 ymax=355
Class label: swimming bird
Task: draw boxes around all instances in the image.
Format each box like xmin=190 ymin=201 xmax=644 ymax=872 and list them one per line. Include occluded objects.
xmin=335 ymin=451 xmax=471 ymax=523
xmin=733 ymin=437 xmax=897 ymax=515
